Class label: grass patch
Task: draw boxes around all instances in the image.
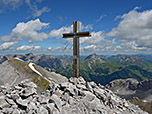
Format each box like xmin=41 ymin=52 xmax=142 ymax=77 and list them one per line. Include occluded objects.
xmin=33 ymin=75 xmax=50 ymax=91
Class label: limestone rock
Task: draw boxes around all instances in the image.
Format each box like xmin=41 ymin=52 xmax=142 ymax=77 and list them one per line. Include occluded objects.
xmin=16 ymin=97 xmax=29 ymax=107
xmin=20 ymin=88 xmax=37 ymax=98
xmin=0 ymin=77 xmax=148 ymax=114
xmin=19 ymin=79 xmax=37 ymax=88
xmin=50 ymin=94 xmax=62 ymax=111
xmin=0 ymin=96 xmax=10 ymax=108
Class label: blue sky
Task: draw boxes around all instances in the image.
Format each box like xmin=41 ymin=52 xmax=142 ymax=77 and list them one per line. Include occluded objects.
xmin=0 ymin=0 xmax=152 ymax=55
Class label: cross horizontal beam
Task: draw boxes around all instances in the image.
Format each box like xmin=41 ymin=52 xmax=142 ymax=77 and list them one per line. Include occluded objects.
xmin=63 ymin=32 xmax=91 ymax=38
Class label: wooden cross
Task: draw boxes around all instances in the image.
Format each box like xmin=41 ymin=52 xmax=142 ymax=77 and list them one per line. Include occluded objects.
xmin=63 ymin=21 xmax=91 ymax=78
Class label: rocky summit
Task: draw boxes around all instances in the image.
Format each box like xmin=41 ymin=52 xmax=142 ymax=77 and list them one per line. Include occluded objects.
xmin=0 ymin=77 xmax=147 ymax=114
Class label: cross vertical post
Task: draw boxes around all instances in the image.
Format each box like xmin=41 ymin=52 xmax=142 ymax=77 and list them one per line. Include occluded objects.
xmin=63 ymin=21 xmax=91 ymax=78
xmin=73 ymin=21 xmax=79 ymax=78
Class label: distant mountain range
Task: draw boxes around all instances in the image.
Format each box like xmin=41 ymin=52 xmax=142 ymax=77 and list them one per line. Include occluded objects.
xmin=138 ymin=54 xmax=152 ymax=63
xmin=1 ymin=53 xmax=152 ymax=85
xmin=79 ymin=54 xmax=152 ymax=85
xmin=0 ymin=53 xmax=69 ymax=72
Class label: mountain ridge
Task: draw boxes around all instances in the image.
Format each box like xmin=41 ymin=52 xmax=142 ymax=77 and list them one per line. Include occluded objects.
xmin=0 ymin=58 xmax=67 ymax=92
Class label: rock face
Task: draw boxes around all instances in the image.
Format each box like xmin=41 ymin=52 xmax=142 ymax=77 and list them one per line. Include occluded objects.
xmin=0 ymin=77 xmax=147 ymax=114
xmin=137 ymin=80 xmax=152 ymax=91
xmin=85 ymin=53 xmax=106 ymax=61
xmin=106 ymin=78 xmax=152 ymax=102
xmin=84 ymin=53 xmax=105 ymax=64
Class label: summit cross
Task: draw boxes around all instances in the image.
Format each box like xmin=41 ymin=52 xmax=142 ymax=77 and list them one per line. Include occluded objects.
xmin=63 ymin=21 xmax=91 ymax=78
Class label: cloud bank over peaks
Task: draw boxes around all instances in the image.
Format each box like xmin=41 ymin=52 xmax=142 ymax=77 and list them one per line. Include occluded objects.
xmin=81 ymin=45 xmax=97 ymax=51
xmin=16 ymin=45 xmax=41 ymax=51
xmin=107 ymin=7 xmax=152 ymax=49
xmin=114 ymin=41 xmax=146 ymax=53
xmin=0 ymin=19 xmax=49 ymax=43
xmin=47 ymin=46 xmax=72 ymax=54
xmin=0 ymin=41 xmax=17 ymax=50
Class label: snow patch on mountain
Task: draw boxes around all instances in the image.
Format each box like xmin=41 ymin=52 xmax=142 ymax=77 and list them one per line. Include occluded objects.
xmin=28 ymin=63 xmax=42 ymax=76
xmin=14 ymin=57 xmax=24 ymax=62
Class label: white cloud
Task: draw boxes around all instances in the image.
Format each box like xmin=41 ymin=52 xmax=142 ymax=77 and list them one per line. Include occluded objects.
xmin=0 ymin=41 xmax=17 ymax=50
xmin=34 ymin=45 xmax=41 ymax=50
xmin=79 ymin=38 xmax=117 ymax=54
xmin=0 ymin=0 xmax=22 ymax=10
xmin=115 ymin=41 xmax=146 ymax=51
xmin=33 ymin=7 xmax=51 ymax=18
xmin=97 ymin=16 xmax=103 ymax=22
xmin=97 ymin=14 xmax=106 ymax=22
xmin=114 ymin=15 xmax=121 ymax=21
xmin=79 ymin=22 xmax=93 ymax=30
xmin=47 ymin=46 xmax=73 ymax=54
xmin=79 ymin=31 xmax=105 ymax=44
xmin=107 ymin=7 xmax=152 ymax=48
xmin=49 ymin=25 xmax=73 ymax=39
xmin=47 ymin=47 xmax=53 ymax=51
xmin=16 ymin=45 xmax=41 ymax=51
xmin=80 ymin=45 xmax=97 ymax=54
xmin=0 ymin=19 xmax=49 ymax=43
xmin=25 ymin=0 xmax=51 ymax=18
xmin=0 ymin=0 xmax=50 ymax=17
xmin=81 ymin=45 xmax=97 ymax=50
xmin=52 ymin=47 xmax=64 ymax=52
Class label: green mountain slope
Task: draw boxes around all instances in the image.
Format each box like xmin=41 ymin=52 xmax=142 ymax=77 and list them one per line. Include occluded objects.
xmin=56 ymin=54 xmax=152 ymax=85
xmin=108 ymin=54 xmax=152 ymax=71
xmin=103 ymin=65 xmax=152 ymax=84
xmin=138 ymin=54 xmax=152 ymax=63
